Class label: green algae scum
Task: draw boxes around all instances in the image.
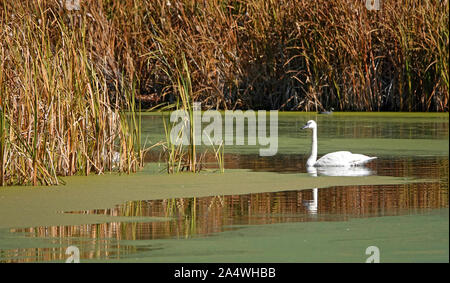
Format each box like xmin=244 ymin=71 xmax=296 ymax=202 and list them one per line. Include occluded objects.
xmin=1 ymin=0 xmax=448 ymax=269
xmin=0 ymin=113 xmax=448 ymax=263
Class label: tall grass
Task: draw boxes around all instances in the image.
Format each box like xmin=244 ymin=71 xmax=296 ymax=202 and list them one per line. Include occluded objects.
xmin=0 ymin=1 xmax=447 ymax=183
xmin=0 ymin=56 xmax=6 ymax=186
xmin=0 ymin=1 xmax=144 ymax=186
xmin=134 ymin=0 xmax=448 ymax=111
xmin=161 ymin=54 xmax=225 ymax=173
xmin=162 ymin=55 xmax=201 ymax=173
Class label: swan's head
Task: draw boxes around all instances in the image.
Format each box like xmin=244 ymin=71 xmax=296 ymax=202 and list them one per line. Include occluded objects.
xmin=301 ymin=120 xmax=317 ymax=130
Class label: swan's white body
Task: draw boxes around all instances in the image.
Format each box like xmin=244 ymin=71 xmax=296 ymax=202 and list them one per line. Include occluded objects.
xmin=302 ymin=120 xmax=376 ymax=167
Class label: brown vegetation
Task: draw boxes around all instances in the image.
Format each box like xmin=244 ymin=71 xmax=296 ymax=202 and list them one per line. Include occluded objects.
xmin=0 ymin=0 xmax=448 ymax=184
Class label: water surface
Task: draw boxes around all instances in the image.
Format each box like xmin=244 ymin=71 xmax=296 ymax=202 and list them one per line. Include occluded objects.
xmin=0 ymin=113 xmax=448 ymax=262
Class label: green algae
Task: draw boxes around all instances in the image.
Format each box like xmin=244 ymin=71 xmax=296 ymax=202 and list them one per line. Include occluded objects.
xmin=0 ymin=228 xmax=60 ymax=251
xmin=0 ymin=169 xmax=428 ymax=229
xmin=2 ymin=207 xmax=446 ymax=263
xmin=0 ymin=112 xmax=448 ymax=263
xmin=83 ymin=208 xmax=449 ymax=263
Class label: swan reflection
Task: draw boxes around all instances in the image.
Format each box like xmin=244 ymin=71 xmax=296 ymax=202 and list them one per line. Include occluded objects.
xmin=306 ymin=166 xmax=374 ymax=177
xmin=303 ymin=188 xmax=318 ymax=215
xmin=303 ymin=168 xmax=318 ymax=214
xmin=303 ymin=166 xmax=374 ymax=214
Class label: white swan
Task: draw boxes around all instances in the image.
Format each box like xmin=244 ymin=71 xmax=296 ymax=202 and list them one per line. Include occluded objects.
xmin=302 ymin=120 xmax=377 ymax=167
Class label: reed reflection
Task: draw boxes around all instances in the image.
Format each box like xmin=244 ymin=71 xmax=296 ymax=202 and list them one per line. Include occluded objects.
xmin=4 ymin=180 xmax=447 ymax=263
xmin=11 ymin=181 xmax=447 ymax=240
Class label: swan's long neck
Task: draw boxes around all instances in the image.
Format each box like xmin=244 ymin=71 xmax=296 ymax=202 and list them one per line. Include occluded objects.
xmin=307 ymin=126 xmax=317 ymax=167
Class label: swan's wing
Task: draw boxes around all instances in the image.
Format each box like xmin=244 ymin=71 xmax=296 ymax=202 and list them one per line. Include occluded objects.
xmin=350 ymin=154 xmax=377 ymax=166
xmin=315 ymin=151 xmax=376 ymax=166
xmin=315 ymin=151 xmax=352 ymax=166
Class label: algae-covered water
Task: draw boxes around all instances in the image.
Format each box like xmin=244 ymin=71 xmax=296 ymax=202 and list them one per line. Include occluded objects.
xmin=0 ymin=112 xmax=448 ymax=263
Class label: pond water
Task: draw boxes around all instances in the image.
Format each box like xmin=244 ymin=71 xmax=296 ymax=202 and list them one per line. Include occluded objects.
xmin=0 ymin=113 xmax=448 ymax=262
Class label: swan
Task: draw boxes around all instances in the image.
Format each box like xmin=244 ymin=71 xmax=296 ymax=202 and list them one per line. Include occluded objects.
xmin=301 ymin=120 xmax=377 ymax=167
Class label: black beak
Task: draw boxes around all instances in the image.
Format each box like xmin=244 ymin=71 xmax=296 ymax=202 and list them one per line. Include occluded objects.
xmin=301 ymin=125 xmax=308 ymax=129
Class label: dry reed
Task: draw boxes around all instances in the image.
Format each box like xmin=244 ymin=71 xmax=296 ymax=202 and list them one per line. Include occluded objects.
xmin=0 ymin=1 xmax=144 ymax=185
xmin=0 ymin=0 xmax=448 ymax=184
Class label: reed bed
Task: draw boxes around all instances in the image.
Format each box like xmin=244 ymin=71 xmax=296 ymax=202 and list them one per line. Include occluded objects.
xmin=162 ymin=54 xmax=223 ymax=173
xmin=8 ymin=0 xmax=443 ymax=113
xmin=0 ymin=0 xmax=447 ymax=184
xmin=0 ymin=1 xmax=144 ymax=185
xmin=113 ymin=0 xmax=447 ymax=112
